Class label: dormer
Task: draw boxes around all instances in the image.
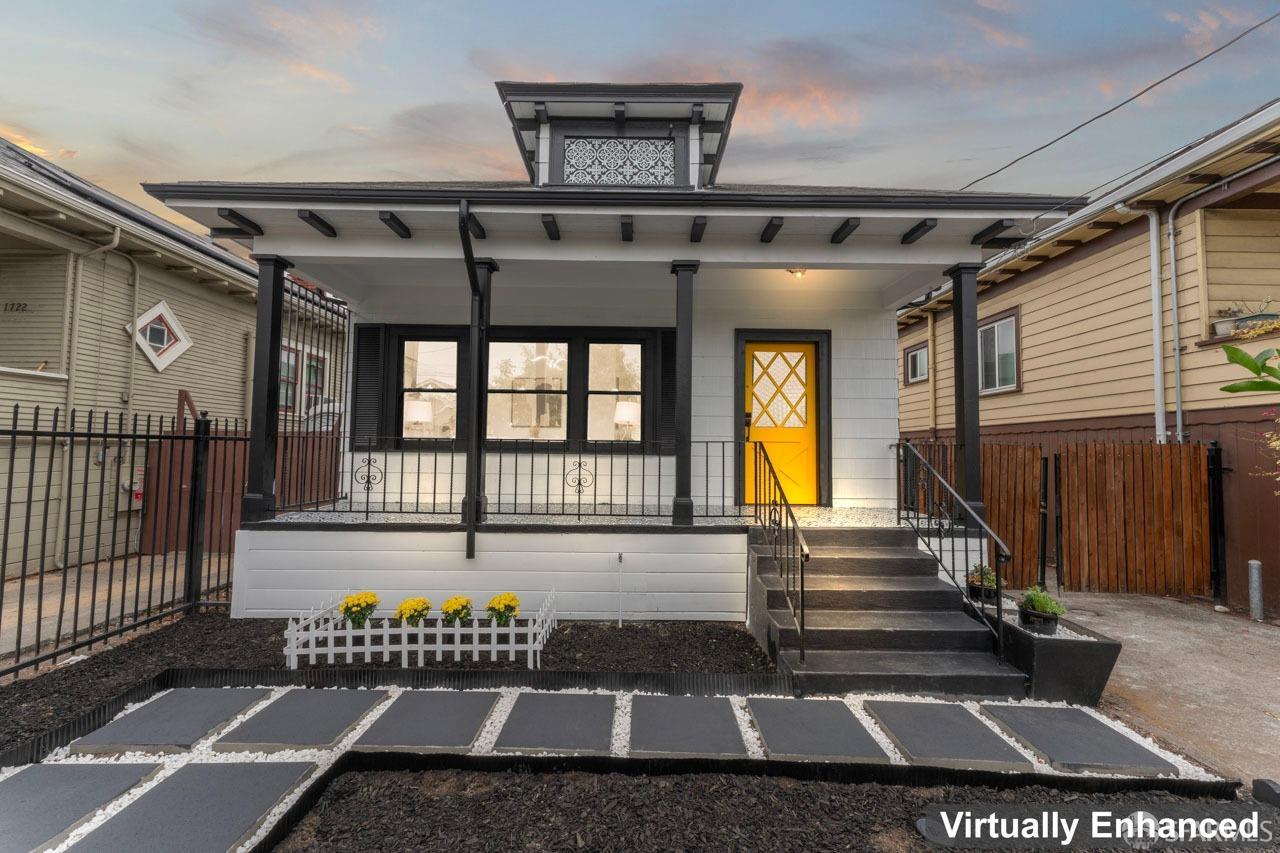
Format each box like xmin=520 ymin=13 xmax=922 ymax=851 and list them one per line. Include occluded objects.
xmin=495 ymin=82 xmax=742 ymax=190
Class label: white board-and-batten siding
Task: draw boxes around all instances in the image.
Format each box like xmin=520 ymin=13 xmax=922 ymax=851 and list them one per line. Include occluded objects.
xmin=231 ymin=529 xmax=750 ymax=621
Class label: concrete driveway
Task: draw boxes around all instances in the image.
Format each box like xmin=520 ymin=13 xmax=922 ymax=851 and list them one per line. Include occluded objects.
xmin=1061 ymin=592 xmax=1280 ymax=784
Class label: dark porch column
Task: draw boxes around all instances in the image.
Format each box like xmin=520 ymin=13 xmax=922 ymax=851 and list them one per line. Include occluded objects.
xmin=464 ymin=258 xmax=497 ymax=544
xmin=671 ymin=260 xmax=699 ymax=525
xmin=242 ymin=254 xmax=292 ymax=523
xmin=946 ymin=262 xmax=984 ymax=519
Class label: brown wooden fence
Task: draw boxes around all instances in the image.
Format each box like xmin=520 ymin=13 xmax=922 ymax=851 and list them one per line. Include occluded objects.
xmin=1056 ymin=442 xmax=1212 ymax=596
xmin=909 ymin=440 xmax=1044 ymax=590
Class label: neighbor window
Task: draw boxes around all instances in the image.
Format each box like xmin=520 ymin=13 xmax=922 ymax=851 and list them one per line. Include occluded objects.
xmin=587 ymin=343 xmax=643 ymax=441
xmin=904 ymin=344 xmax=928 ymax=384
xmin=280 ymin=348 xmax=299 ymax=412
xmin=978 ymin=313 xmax=1018 ymax=393
xmin=487 ymin=341 xmax=568 ymax=439
xmin=143 ymin=317 xmax=177 ymax=355
xmin=304 ymin=354 xmax=326 ymax=411
xmin=401 ymin=340 xmax=458 ymax=439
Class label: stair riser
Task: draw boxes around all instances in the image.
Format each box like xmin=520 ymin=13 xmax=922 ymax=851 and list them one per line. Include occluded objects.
xmin=774 ymin=626 xmax=994 ymax=652
xmin=767 ymin=587 xmax=960 ymax=611
xmin=805 ymin=556 xmax=937 ymax=576
xmin=788 ymin=670 xmax=1026 ymax=698
xmin=801 ymin=528 xmax=918 ymax=548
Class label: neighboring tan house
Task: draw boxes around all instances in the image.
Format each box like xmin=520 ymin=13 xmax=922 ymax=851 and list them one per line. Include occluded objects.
xmin=896 ymin=99 xmax=1280 ymax=618
xmin=0 ymin=137 xmax=347 ymax=579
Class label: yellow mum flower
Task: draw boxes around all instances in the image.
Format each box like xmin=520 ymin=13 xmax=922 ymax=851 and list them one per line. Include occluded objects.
xmin=395 ymin=596 xmax=432 ymax=627
xmin=441 ymin=595 xmax=473 ymax=625
xmin=486 ymin=592 xmax=520 ymax=626
xmin=339 ymin=591 xmax=379 ymax=628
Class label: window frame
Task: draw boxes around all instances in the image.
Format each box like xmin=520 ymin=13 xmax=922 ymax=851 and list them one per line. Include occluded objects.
xmin=279 ymin=346 xmax=300 ymax=413
xmin=304 ymin=353 xmax=326 ymax=411
xmin=381 ymin=325 xmax=662 ymax=449
xmin=903 ymin=341 xmax=928 ymax=385
xmin=977 ymin=306 xmax=1021 ymax=395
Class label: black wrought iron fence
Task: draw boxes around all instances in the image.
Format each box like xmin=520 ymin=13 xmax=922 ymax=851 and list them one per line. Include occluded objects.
xmin=0 ymin=405 xmax=248 ymax=679
xmin=749 ymin=441 xmax=810 ymax=658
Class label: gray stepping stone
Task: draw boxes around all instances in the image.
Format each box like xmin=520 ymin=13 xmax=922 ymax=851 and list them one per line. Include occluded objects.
xmin=494 ymin=693 xmax=614 ymax=755
xmin=629 ymin=695 xmax=746 ymax=758
xmin=0 ymin=763 xmax=159 ymax=852
xmin=71 ymin=688 xmax=270 ymax=754
xmin=214 ymin=689 xmax=387 ymax=752
xmin=71 ymin=762 xmax=314 ymax=853
xmin=864 ymin=700 xmax=1033 ymax=772
xmin=981 ymin=703 xmax=1178 ymax=777
xmin=746 ymin=698 xmax=889 ymax=763
xmin=355 ymin=691 xmax=499 ymax=752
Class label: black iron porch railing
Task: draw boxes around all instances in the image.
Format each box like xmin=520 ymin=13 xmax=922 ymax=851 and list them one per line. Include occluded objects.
xmin=896 ymin=440 xmax=1007 ymax=654
xmin=750 ymin=441 xmax=810 ymax=658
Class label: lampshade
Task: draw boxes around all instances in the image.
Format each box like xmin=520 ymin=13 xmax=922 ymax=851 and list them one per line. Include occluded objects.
xmin=613 ymin=400 xmax=641 ymax=426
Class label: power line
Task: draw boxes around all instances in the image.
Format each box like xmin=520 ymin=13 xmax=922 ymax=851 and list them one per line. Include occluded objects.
xmin=959 ymin=8 xmax=1280 ymax=191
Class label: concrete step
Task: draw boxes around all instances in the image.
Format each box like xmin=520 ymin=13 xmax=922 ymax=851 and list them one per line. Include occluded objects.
xmin=760 ymin=571 xmax=961 ymax=611
xmin=804 ymin=547 xmax=938 ymax=576
xmin=779 ymin=649 xmax=1027 ymax=698
xmin=769 ymin=609 xmax=994 ymax=652
xmin=800 ymin=527 xmax=917 ymax=549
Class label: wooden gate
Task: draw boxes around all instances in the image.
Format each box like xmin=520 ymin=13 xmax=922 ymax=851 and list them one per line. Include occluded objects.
xmin=1056 ymin=443 xmax=1211 ymax=596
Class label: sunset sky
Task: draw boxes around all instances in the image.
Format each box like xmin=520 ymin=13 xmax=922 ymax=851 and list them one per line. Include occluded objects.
xmin=1 ymin=1 xmax=1277 ymax=231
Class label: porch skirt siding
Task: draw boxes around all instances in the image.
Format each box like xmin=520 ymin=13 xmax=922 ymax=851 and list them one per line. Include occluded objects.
xmin=230 ymin=529 xmax=750 ymax=621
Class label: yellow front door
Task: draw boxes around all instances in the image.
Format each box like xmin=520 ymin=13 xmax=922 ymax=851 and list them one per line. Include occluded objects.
xmin=744 ymin=342 xmax=819 ymax=505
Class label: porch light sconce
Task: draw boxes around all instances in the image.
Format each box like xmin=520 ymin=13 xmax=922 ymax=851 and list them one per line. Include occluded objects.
xmin=786 ymin=268 xmax=807 ymax=280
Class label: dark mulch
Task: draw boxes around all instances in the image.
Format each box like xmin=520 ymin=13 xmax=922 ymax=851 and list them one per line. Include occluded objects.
xmin=0 ymin=613 xmax=769 ymax=754
xmin=274 ymin=769 xmax=1243 ymax=853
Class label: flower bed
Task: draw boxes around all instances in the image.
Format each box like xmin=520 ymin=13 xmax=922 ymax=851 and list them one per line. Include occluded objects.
xmin=284 ymin=591 xmax=557 ymax=670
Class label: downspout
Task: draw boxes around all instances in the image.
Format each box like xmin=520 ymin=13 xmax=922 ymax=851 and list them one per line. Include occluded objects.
xmin=1165 ymin=154 xmax=1280 ymax=442
xmin=926 ymin=312 xmax=937 ymax=435
xmin=121 ymin=252 xmax=141 ymax=420
xmin=56 ymin=226 xmax=121 ymax=568
xmin=1116 ymin=204 xmax=1167 ymax=443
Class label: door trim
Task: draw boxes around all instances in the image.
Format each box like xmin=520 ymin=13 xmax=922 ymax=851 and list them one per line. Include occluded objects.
xmin=734 ymin=329 xmax=832 ymax=507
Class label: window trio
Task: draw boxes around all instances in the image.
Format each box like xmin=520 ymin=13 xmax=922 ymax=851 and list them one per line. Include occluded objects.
xmin=400 ymin=334 xmax=645 ymax=442
xmin=903 ymin=310 xmax=1018 ymax=394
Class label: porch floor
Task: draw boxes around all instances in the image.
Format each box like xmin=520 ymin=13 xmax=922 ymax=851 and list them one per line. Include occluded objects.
xmin=269 ymin=506 xmax=902 ymax=528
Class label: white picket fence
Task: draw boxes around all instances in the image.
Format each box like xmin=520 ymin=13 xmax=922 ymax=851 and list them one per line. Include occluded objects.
xmin=284 ymin=590 xmax=557 ymax=670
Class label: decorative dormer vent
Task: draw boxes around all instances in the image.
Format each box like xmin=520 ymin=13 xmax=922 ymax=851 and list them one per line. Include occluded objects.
xmin=563 ymin=137 xmax=676 ymax=186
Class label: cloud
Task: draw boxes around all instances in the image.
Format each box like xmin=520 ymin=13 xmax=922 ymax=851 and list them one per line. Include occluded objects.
xmin=286 ymin=61 xmax=352 ymax=91
xmin=0 ymin=123 xmax=48 ymax=156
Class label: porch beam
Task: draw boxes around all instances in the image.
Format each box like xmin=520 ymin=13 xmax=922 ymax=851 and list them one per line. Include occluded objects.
xmin=209 ymin=227 xmax=252 ymax=240
xmin=759 ymin=217 xmax=783 ymax=243
xmin=297 ymin=209 xmax=337 ymax=238
xmin=217 ymin=208 xmax=263 ymax=236
xmin=467 ymin=212 xmax=487 ymax=240
xmin=378 ymin=211 xmax=411 ymax=238
xmin=830 ymin=217 xmax=860 ymax=244
xmin=621 ymin=214 xmax=634 ymax=242
xmin=241 ymin=254 xmax=292 ymax=523
xmin=970 ymin=218 xmax=1013 ymax=245
xmin=901 ymin=218 xmax=937 ymax=244
xmin=689 ymin=215 xmax=707 ymax=243
xmin=982 ymin=236 xmax=1021 ymax=250
xmin=946 ymin=262 xmax=984 ymax=519
xmin=542 ymin=214 xmax=560 ymax=241
xmin=671 ymin=260 xmax=699 ymax=526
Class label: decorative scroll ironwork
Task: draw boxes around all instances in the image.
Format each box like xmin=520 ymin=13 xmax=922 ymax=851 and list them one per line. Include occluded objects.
xmin=563 ymin=137 xmax=676 ymax=186
xmin=564 ymin=460 xmax=595 ymax=494
xmin=354 ymin=455 xmax=384 ymax=493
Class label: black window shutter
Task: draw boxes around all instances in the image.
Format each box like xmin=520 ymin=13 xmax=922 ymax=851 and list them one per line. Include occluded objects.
xmin=351 ymin=324 xmax=385 ymax=443
xmin=658 ymin=330 xmax=676 ymax=451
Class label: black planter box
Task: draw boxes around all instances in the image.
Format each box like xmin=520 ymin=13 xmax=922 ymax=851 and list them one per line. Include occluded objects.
xmin=968 ymin=603 xmax=1121 ymax=706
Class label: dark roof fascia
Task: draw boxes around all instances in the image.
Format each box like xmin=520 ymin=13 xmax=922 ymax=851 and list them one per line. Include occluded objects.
xmin=495 ymin=81 xmax=743 ymax=104
xmin=143 ymin=182 xmax=1077 ymax=212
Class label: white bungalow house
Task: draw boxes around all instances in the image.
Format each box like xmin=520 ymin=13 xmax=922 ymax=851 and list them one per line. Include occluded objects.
xmin=145 ymin=82 xmax=1076 ymax=693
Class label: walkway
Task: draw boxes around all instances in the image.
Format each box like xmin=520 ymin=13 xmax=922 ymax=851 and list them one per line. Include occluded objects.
xmin=0 ymin=685 xmax=1219 ymax=853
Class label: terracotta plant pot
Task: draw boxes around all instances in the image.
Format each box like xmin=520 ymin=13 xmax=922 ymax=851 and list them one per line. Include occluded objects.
xmin=1018 ymin=606 xmax=1059 ymax=635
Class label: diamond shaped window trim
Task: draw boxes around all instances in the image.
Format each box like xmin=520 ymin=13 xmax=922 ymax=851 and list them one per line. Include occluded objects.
xmin=751 ymin=350 xmax=808 ymax=429
xmin=126 ymin=300 xmax=192 ymax=372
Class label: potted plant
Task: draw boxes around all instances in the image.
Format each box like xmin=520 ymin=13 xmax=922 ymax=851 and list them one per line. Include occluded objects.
xmin=486 ymin=592 xmax=520 ymax=626
xmin=966 ymin=564 xmax=998 ymax=603
xmin=1215 ymin=299 xmax=1278 ymax=337
xmin=394 ymin=596 xmax=431 ymax=627
xmin=441 ymin=595 xmax=473 ymax=625
xmin=339 ymin=591 xmax=379 ymax=629
xmin=1017 ymin=586 xmax=1066 ymax=635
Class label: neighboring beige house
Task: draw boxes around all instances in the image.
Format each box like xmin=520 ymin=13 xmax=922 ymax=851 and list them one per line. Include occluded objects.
xmin=896 ymin=100 xmax=1280 ymax=616
xmin=0 ymin=137 xmax=346 ymax=578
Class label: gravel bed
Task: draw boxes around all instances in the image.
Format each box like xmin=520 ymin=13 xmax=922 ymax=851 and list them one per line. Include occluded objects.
xmin=274 ymin=769 xmax=1246 ymax=853
xmin=0 ymin=614 xmax=769 ymax=755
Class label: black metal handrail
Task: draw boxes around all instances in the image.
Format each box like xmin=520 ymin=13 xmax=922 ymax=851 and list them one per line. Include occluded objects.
xmin=895 ymin=440 xmax=1008 ymax=654
xmin=750 ymin=442 xmax=810 ymax=659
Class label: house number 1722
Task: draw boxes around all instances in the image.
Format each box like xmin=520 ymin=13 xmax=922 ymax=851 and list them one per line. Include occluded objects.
xmin=3 ymin=303 xmax=29 ymax=312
